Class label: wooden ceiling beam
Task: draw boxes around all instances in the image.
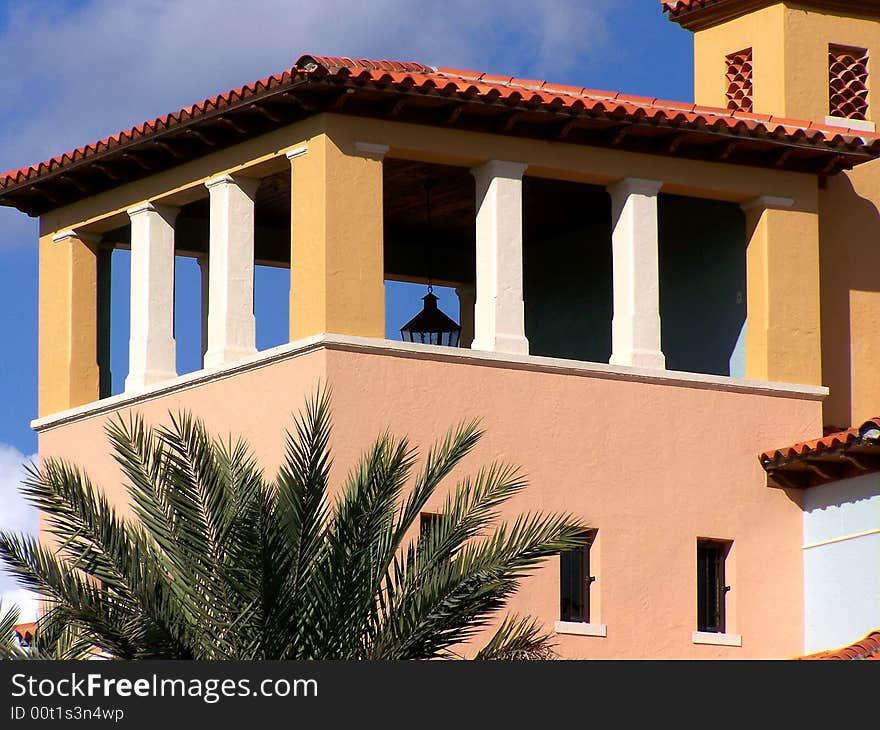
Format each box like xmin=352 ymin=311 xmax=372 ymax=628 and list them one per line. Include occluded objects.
xmin=767 ymin=469 xmax=812 ymax=489
xmin=151 ymin=140 xmax=188 ymax=159
xmin=184 ymin=127 xmax=221 ymax=147
xmin=120 ymin=151 xmax=157 ymax=172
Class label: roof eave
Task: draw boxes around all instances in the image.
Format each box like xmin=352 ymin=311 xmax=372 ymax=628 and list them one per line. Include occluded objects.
xmin=665 ymin=0 xmax=880 ymax=31
xmin=760 ymin=419 xmax=880 ymax=487
xmin=2 ymin=61 xmax=879 ymax=217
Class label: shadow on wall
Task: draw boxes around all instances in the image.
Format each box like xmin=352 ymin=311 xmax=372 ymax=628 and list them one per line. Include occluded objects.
xmin=523 ymin=180 xmax=612 ymax=364
xmin=803 ymin=470 xmax=880 ymax=513
xmin=658 ymin=194 xmax=747 ymax=378
xmin=819 ymin=169 xmax=880 ymax=430
xmin=523 ymin=184 xmax=747 ymax=378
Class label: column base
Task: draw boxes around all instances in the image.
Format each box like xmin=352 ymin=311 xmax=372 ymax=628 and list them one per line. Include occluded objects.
xmin=471 ymin=333 xmax=530 ymax=356
xmin=124 ymin=369 xmax=178 ymax=393
xmin=609 ymin=350 xmax=666 ymax=370
xmin=204 ymin=346 xmax=258 ymax=370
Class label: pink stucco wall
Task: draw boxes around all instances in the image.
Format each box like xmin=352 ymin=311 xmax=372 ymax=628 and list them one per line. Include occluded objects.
xmin=37 ymin=343 xmax=820 ymax=659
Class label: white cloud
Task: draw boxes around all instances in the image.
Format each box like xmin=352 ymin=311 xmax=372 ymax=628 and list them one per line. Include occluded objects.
xmin=0 ymin=444 xmax=38 ymax=622
xmin=0 ymin=0 xmax=614 ymax=615
xmin=0 ymin=0 xmax=613 ymax=180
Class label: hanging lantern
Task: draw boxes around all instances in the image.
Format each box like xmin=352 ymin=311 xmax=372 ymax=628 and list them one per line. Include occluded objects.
xmin=399 ymin=178 xmax=462 ymax=347
xmin=400 ymin=286 xmax=461 ymax=346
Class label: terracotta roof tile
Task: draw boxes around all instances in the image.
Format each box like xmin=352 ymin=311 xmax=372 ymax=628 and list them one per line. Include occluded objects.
xmin=2 ymin=53 xmax=879 ymax=215
xmin=662 ymin=0 xmax=880 ymax=26
xmin=760 ymin=418 xmax=880 ymax=464
xmin=797 ymin=630 xmax=880 ymax=660
xmin=13 ymin=622 xmax=37 ymax=647
xmin=662 ymin=0 xmax=716 ymax=11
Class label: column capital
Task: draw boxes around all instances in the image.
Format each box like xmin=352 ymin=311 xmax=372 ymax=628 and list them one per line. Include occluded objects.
xmin=285 ymin=144 xmax=309 ymax=161
xmin=354 ymin=142 xmax=390 ymax=160
xmin=607 ymin=178 xmax=663 ymax=198
xmin=127 ymin=201 xmax=179 ymax=221
xmin=204 ymin=174 xmax=260 ymax=197
xmin=470 ymin=159 xmax=529 ymax=182
xmin=740 ymin=195 xmax=795 ymax=213
xmin=51 ymin=229 xmax=102 ymax=245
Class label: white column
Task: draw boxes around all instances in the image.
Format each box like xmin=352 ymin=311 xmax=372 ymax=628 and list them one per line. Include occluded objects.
xmin=607 ymin=178 xmax=665 ymax=370
xmin=470 ymin=160 xmax=529 ymax=355
xmin=455 ymin=284 xmax=475 ymax=348
xmin=204 ymin=174 xmax=259 ymax=368
xmin=125 ymin=203 xmax=178 ymax=392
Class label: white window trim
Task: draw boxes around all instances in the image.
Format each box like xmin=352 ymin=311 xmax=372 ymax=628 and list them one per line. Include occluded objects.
xmin=692 ymin=631 xmax=742 ymax=647
xmin=555 ymin=621 xmax=607 ymax=638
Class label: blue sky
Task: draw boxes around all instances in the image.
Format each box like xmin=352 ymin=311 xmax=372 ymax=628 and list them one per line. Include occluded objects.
xmin=0 ymin=0 xmax=693 ymax=616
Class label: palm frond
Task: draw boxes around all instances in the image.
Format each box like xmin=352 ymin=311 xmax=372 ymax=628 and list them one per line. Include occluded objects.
xmin=0 ymin=388 xmax=587 ymax=661
xmin=473 ymin=615 xmax=558 ymax=660
xmin=0 ymin=600 xmax=22 ymax=659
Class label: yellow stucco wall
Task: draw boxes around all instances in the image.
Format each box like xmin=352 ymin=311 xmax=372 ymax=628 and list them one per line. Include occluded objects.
xmin=781 ymin=6 xmax=880 ymax=123
xmin=694 ymin=2 xmax=880 ymax=121
xmin=694 ymin=2 xmax=880 ymax=423
xmin=694 ymin=4 xmax=788 ymax=114
xmin=39 ymin=115 xmax=818 ymax=237
xmin=36 ymin=113 xmax=823 ymax=418
xmin=819 ymin=158 xmax=880 ymax=427
xmin=744 ymin=206 xmax=822 ymax=385
xmin=38 ymin=233 xmax=99 ymax=417
xmin=289 ymin=132 xmax=385 ymax=340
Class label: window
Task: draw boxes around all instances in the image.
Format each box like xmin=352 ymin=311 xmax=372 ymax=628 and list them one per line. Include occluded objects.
xmin=697 ymin=539 xmax=732 ymax=633
xmin=725 ymin=48 xmax=753 ymax=113
xmin=829 ymin=44 xmax=869 ymax=120
xmin=419 ymin=512 xmax=441 ymax=538
xmin=560 ymin=530 xmax=596 ymax=623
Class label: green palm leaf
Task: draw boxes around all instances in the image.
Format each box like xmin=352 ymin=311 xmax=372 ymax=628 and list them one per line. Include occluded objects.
xmin=0 ymin=388 xmax=588 ymax=660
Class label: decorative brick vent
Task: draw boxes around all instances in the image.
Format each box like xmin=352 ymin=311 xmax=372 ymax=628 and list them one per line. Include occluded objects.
xmin=726 ymin=48 xmax=753 ymax=113
xmin=829 ymin=44 xmax=869 ymax=120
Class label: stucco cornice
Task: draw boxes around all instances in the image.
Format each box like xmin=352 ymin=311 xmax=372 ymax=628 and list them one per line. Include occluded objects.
xmin=32 ymin=334 xmax=828 ymax=433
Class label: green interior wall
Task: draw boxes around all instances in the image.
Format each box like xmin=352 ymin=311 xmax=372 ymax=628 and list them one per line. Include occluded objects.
xmin=523 ymin=180 xmax=612 ymax=363
xmin=658 ymin=194 xmax=747 ymax=377
xmin=522 ymin=185 xmax=746 ymax=376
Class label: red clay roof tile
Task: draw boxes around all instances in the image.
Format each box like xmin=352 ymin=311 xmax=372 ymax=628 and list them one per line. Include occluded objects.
xmin=2 ymin=53 xmax=879 ymax=214
xmin=797 ymin=630 xmax=880 ymax=660
xmin=662 ymin=0 xmax=880 ymax=26
xmin=760 ymin=418 xmax=880 ymax=464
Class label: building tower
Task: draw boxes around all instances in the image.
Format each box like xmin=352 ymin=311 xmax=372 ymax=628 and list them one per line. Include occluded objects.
xmin=666 ymin=0 xmax=880 ymax=429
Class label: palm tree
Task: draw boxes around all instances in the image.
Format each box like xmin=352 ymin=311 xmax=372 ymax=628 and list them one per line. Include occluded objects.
xmin=0 ymin=601 xmax=24 ymax=659
xmin=0 ymin=600 xmax=88 ymax=660
xmin=0 ymin=389 xmax=586 ymax=660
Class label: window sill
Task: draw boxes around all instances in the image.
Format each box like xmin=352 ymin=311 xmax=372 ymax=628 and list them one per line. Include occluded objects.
xmin=692 ymin=631 xmax=742 ymax=647
xmin=824 ymin=115 xmax=876 ymax=133
xmin=555 ymin=621 xmax=607 ymax=637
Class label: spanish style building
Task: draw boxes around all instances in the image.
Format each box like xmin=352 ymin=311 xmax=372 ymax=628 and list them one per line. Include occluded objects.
xmin=1 ymin=0 xmax=879 ymax=658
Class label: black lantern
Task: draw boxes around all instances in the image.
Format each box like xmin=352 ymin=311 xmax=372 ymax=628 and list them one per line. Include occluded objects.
xmin=400 ymin=285 xmax=461 ymax=346
xmin=399 ymin=179 xmax=462 ymax=347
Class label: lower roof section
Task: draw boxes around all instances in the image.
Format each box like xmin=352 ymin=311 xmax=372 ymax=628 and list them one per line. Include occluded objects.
xmin=761 ymin=418 xmax=880 ymax=488
xmin=797 ymin=630 xmax=880 ymax=660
